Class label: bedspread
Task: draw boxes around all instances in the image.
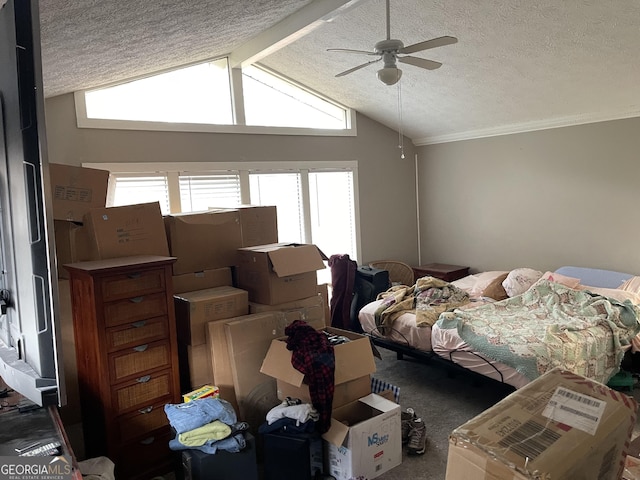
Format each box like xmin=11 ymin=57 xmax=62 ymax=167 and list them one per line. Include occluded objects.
xmin=374 ymin=276 xmax=469 ymax=332
xmin=436 ymin=279 xmax=640 ymax=384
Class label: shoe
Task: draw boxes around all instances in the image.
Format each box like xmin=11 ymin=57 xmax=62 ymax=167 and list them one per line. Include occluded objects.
xmin=401 ymin=407 xmax=416 ymax=445
xmin=407 ymin=418 xmax=427 ymax=455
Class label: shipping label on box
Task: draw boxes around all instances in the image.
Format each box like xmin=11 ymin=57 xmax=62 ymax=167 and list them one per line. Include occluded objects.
xmin=49 ymin=163 xmax=109 ymax=222
xmin=445 ymin=368 xmax=639 ymax=480
xmin=174 ymin=286 xmax=249 ymax=346
xmin=324 ymin=393 xmax=402 ymax=480
xmin=83 ymin=201 xmax=170 ymax=260
xmin=164 ymin=210 xmax=242 ymax=275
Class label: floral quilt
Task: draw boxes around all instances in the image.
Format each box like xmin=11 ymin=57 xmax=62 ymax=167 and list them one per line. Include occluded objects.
xmin=436 ymin=279 xmax=640 ymax=384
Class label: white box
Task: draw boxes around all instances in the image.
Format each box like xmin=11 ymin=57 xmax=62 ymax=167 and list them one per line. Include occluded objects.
xmin=323 ymin=393 xmax=402 ymax=480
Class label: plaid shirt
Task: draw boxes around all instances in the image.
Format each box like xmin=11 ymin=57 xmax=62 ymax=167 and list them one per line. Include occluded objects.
xmin=285 ymin=320 xmax=335 ymax=433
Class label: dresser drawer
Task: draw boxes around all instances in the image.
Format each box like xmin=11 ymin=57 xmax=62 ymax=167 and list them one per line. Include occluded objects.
xmin=109 ymin=341 xmax=172 ymax=384
xmin=100 ymin=268 xmax=167 ymax=302
xmin=106 ymin=317 xmax=169 ymax=353
xmin=117 ymin=402 xmax=170 ymax=443
xmin=115 ymin=427 xmax=173 ymax=479
xmin=113 ymin=370 xmax=174 ymax=414
xmin=104 ymin=293 xmax=168 ymax=328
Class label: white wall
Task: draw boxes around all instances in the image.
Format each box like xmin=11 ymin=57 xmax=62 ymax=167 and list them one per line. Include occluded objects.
xmin=416 ymin=117 xmax=640 ymax=274
xmin=44 ymin=93 xmax=420 ymax=266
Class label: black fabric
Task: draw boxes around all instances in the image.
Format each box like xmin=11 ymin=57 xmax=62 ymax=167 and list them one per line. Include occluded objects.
xmin=328 ymin=254 xmax=357 ymax=330
xmin=349 ymin=266 xmax=390 ymax=332
xmin=284 ymin=320 xmax=335 ymax=434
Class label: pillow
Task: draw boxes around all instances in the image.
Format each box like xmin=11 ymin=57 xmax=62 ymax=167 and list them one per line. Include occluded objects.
xmin=502 ymin=268 xmax=543 ymax=297
xmin=477 ymin=272 xmax=509 ymax=300
xmin=465 ymin=271 xmax=510 ymax=297
xmin=537 ymin=271 xmax=581 ymax=289
xmin=620 ymin=276 xmax=640 ymax=295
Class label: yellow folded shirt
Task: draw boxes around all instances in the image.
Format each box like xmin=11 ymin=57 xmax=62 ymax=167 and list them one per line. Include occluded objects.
xmin=178 ymin=420 xmax=232 ymax=447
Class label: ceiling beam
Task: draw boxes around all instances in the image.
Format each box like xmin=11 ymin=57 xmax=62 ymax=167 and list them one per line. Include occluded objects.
xmin=229 ymin=0 xmax=368 ymax=68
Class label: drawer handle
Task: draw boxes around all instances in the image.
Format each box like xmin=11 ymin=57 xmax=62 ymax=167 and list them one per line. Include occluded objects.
xmin=136 ymin=375 xmax=151 ymax=383
xmin=133 ymin=344 xmax=148 ymax=352
xmin=138 ymin=406 xmax=153 ymax=414
xmin=131 ymin=321 xmax=146 ymax=328
xmin=140 ymin=436 xmax=155 ymax=445
xmin=128 ymin=273 xmax=142 ymax=279
xmin=129 ymin=296 xmax=144 ymax=303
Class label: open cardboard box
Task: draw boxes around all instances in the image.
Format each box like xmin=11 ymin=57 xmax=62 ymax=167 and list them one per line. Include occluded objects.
xmin=260 ymin=327 xmax=376 ymax=408
xmin=323 ymin=393 xmax=402 ymax=480
xmin=237 ymin=243 xmax=327 ymax=305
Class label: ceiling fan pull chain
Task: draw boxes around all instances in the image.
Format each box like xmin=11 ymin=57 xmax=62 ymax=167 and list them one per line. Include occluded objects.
xmin=397 ymin=78 xmax=405 ymax=159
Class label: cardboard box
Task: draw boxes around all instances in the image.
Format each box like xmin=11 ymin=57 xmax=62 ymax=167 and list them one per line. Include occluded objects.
xmin=164 ymin=210 xmax=242 ymax=275
xmin=187 ymin=344 xmax=214 ymax=388
xmin=260 ymin=327 xmax=376 ymax=407
xmin=82 ymin=201 xmax=170 ymax=260
xmin=174 ymin=286 xmax=249 ymax=346
xmin=172 ymin=267 xmax=233 ymax=295
xmin=54 ymin=220 xmax=91 ymax=278
xmin=249 ymin=293 xmax=326 ymax=328
xmin=276 ymin=375 xmax=372 ymax=410
xmin=323 ymin=393 xmax=402 ymax=480
xmin=49 ymin=163 xmax=109 ymax=222
xmin=445 ymin=368 xmax=639 ymax=480
xmin=237 ymin=243 xmax=326 ymax=305
xmin=210 ymin=205 xmax=278 ymax=247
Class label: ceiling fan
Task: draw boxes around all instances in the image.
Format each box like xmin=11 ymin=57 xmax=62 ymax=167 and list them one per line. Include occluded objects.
xmin=328 ymin=0 xmax=457 ymax=85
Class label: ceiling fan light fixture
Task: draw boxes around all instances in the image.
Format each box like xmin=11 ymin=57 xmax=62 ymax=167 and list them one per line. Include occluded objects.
xmin=377 ymin=66 xmax=402 ymax=85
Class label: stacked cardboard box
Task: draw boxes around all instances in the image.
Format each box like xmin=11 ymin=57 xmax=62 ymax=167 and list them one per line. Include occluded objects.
xmin=50 ymin=163 xmax=110 ymax=278
xmin=445 ymin=368 xmax=638 ymax=480
xmin=260 ymin=327 xmax=402 ymax=480
xmin=236 ymin=242 xmax=327 ymax=305
xmin=173 ymin=286 xmax=249 ymax=394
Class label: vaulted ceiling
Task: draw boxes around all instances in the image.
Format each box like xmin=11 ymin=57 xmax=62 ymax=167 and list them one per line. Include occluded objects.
xmin=38 ymin=0 xmax=640 ymax=145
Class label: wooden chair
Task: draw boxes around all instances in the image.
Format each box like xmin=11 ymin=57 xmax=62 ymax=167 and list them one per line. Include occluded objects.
xmin=368 ymin=260 xmax=414 ymax=287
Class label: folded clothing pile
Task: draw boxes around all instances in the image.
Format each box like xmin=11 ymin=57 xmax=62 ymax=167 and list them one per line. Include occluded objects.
xmin=258 ymin=397 xmax=319 ymax=435
xmin=164 ymin=397 xmax=249 ymax=454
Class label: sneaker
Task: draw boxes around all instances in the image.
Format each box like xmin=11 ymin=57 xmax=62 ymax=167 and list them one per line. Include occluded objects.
xmin=401 ymin=407 xmax=416 ymax=445
xmin=407 ymin=418 xmax=427 ymax=455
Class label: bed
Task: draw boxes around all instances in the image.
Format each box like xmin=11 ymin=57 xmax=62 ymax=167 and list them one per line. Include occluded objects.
xmin=358 ymin=266 xmax=640 ymax=389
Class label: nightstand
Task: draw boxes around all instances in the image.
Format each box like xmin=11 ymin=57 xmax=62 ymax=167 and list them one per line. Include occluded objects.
xmin=412 ymin=263 xmax=470 ymax=282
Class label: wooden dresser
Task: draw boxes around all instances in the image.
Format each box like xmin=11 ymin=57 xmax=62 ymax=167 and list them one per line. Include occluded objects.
xmin=65 ymin=255 xmax=180 ymax=480
xmin=412 ymin=263 xmax=470 ymax=283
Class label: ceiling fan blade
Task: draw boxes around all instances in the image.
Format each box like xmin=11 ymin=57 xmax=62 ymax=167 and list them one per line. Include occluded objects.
xmin=335 ymin=58 xmax=382 ymax=77
xmin=398 ymin=56 xmax=442 ymax=70
xmin=399 ymin=36 xmax=458 ymax=54
xmin=327 ymin=48 xmax=378 ymax=56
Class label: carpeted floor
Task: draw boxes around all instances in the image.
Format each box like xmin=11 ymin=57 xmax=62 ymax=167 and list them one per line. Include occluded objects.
xmin=370 ymin=347 xmax=515 ymax=480
xmin=371 ymin=347 xmax=640 ymax=480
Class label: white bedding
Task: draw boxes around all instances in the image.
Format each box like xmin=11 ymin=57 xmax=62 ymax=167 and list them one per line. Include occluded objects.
xmin=358 ymin=299 xmax=432 ymax=352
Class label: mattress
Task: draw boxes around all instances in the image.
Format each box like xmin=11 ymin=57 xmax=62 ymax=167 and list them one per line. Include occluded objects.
xmin=358 ymin=266 xmax=638 ymax=389
xmin=358 ymin=299 xmax=432 ymax=352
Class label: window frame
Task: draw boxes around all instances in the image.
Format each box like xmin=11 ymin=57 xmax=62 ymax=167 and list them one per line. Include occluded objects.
xmin=83 ymin=161 xmax=362 ymax=263
xmin=74 ymin=60 xmax=357 ymax=137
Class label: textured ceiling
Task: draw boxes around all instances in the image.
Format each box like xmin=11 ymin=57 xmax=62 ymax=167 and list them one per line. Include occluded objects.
xmin=38 ymin=0 xmax=640 ymax=144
